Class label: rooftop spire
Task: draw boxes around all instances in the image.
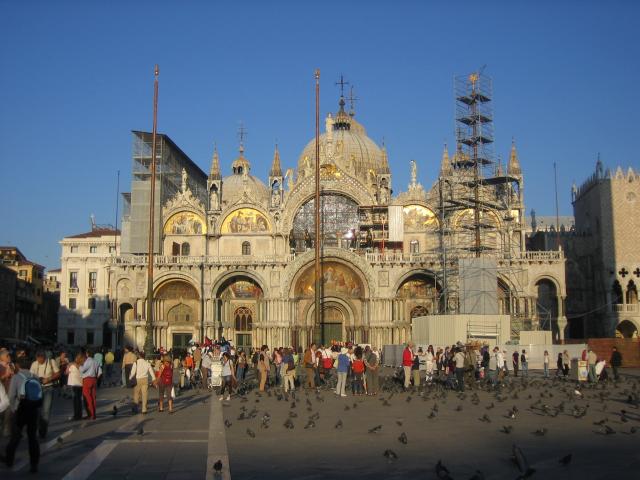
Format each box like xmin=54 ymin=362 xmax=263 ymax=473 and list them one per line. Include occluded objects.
xmin=507 ymin=137 xmax=521 ymax=175
xmin=238 ymin=121 xmax=247 ymax=155
xmin=378 ymin=142 xmax=390 ymax=174
xmin=347 ymin=85 xmax=358 ymax=117
xmin=440 ymin=143 xmax=452 ymax=176
xmin=270 ymin=143 xmax=282 ymax=177
xmin=209 ymin=143 xmax=221 ymax=179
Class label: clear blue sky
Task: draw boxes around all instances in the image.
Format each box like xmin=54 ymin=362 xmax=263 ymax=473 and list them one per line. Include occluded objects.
xmin=1 ymin=0 xmax=639 ymax=269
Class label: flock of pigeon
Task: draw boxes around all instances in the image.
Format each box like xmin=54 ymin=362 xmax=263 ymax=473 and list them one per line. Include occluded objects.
xmin=222 ymin=371 xmax=639 ymax=479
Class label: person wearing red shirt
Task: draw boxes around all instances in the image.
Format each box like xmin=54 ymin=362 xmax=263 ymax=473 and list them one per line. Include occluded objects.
xmin=402 ymin=342 xmax=414 ymax=389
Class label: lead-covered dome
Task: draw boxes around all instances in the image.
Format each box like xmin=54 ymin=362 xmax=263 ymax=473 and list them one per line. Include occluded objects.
xmin=297 ymin=101 xmax=388 ymax=188
xmin=222 ymin=147 xmax=270 ymax=205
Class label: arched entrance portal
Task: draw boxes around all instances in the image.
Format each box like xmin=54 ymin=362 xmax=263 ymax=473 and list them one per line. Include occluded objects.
xmin=294 ymin=261 xmax=366 ymax=345
xmin=535 ymin=279 xmax=558 ymax=331
xmin=155 ymin=280 xmax=200 ymax=350
xmin=216 ymin=276 xmax=263 ymax=352
xmin=397 ymin=272 xmax=442 ymax=324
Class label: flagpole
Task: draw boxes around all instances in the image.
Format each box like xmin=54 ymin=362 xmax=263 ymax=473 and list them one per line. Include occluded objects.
xmin=314 ymin=69 xmax=323 ymax=346
xmin=144 ymin=65 xmax=159 ymax=355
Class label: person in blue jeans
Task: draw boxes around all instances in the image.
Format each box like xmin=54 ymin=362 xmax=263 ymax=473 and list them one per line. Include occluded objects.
xmin=520 ymin=350 xmax=529 ymax=377
xmin=335 ymin=348 xmax=350 ymax=397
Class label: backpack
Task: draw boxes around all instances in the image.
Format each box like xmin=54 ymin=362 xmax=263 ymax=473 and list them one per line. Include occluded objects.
xmin=20 ymin=373 xmax=43 ymax=406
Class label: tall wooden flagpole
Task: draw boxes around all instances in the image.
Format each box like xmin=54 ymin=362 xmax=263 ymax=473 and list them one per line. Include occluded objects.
xmin=144 ymin=64 xmax=159 ymax=355
xmin=314 ymin=69 xmax=323 ymax=345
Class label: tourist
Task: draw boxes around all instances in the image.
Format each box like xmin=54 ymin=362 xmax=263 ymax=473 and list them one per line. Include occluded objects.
xmin=454 ymin=347 xmax=466 ymax=392
xmin=236 ymin=351 xmax=248 ymax=382
xmin=3 ymin=356 xmax=41 ymax=473
xmin=487 ymin=347 xmax=499 ymax=385
xmin=129 ymin=351 xmax=155 ymax=414
xmin=543 ymin=350 xmax=550 ymax=378
xmin=219 ymin=352 xmax=235 ymax=401
xmin=335 ymin=347 xmax=350 ymax=397
xmin=0 ymin=348 xmax=16 ymax=437
xmin=556 ymin=353 xmax=564 ymax=377
xmin=258 ymin=353 xmax=267 ymax=392
xmin=351 ymin=346 xmax=365 ymax=395
xmin=184 ymin=352 xmax=195 ymax=388
xmin=321 ymin=345 xmax=334 ymax=381
xmin=496 ymin=348 xmax=505 ymax=382
xmin=314 ymin=349 xmax=323 ymax=386
xmin=251 ymin=348 xmax=259 ymax=372
xmin=30 ymin=350 xmax=60 ymax=438
xmin=425 ymin=345 xmax=435 ymax=383
xmin=411 ymin=347 xmax=423 ymax=388
xmin=79 ymin=349 xmax=99 ymax=420
xmin=435 ymin=347 xmax=443 ymax=376
xmin=67 ymin=353 xmax=83 ymax=420
xmin=122 ymin=345 xmax=136 ymax=388
xmin=282 ymin=348 xmax=296 ymax=392
xmin=57 ymin=351 xmax=69 ymax=390
xmin=202 ymin=350 xmax=213 ymax=386
xmin=512 ymin=350 xmax=519 ymax=377
xmin=587 ymin=348 xmax=598 ymax=383
xmin=562 ymin=350 xmax=570 ymax=377
xmin=194 ymin=344 xmax=202 ymax=373
xmin=303 ymin=344 xmax=316 ymax=389
xmin=156 ymin=356 xmax=174 ymax=413
xmin=274 ymin=348 xmax=282 ymax=386
xmin=364 ymin=346 xmax=379 ymax=395
xmin=104 ymin=349 xmax=115 ymax=381
xmin=261 ymin=345 xmax=271 ymax=388
xmin=402 ymin=342 xmax=414 ymax=390
xmin=521 ymin=349 xmax=529 ymax=377
xmin=610 ymin=346 xmax=622 ymax=381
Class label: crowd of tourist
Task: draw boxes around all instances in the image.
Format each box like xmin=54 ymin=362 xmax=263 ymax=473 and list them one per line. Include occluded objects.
xmin=0 ymin=337 xmax=626 ymax=473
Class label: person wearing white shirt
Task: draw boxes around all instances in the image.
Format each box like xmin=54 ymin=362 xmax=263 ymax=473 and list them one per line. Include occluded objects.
xmin=67 ymin=353 xmax=83 ymax=420
xmin=30 ymin=350 xmax=60 ymax=438
xmin=129 ymin=352 xmax=155 ymax=414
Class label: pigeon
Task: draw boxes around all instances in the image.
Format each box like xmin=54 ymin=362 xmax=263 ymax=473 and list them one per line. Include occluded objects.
xmin=137 ymin=425 xmax=144 ymax=436
xmin=382 ymin=400 xmax=391 ymax=407
xmin=501 ymin=425 xmax=513 ymax=434
xmin=507 ymin=408 xmax=517 ymax=419
xmin=435 ymin=459 xmax=453 ymax=479
xmin=291 ymin=402 xmax=297 ymax=409
xmin=289 ymin=411 xmax=298 ymax=418
xmin=486 ymin=402 xmax=495 ymax=410
xmin=304 ymin=420 xmax=316 ymax=429
xmin=383 ymin=449 xmax=398 ymax=461
xmin=368 ymin=425 xmax=383 ymax=434
xmin=398 ymin=432 xmax=408 ymax=444
xmin=246 ymin=428 xmax=256 ymax=438
xmin=406 ymin=396 xmax=412 ymax=403
xmin=334 ymin=419 xmax=343 ymax=429
xmin=512 ymin=444 xmax=535 ymax=478
xmin=344 ymin=405 xmax=351 ymax=411
xmin=559 ymin=454 xmax=572 ymax=466
xmin=532 ymin=428 xmax=547 ymax=436
xmin=456 ymin=405 xmax=463 ymax=412
xmin=396 ymin=420 xmax=403 ymax=426
xmin=224 ymin=420 xmax=232 ymax=428
xmin=112 ymin=405 xmax=118 ymax=417
xmin=479 ymin=414 xmax=491 ymax=423
xmin=213 ymin=459 xmax=223 ymax=472
xmin=56 ymin=436 xmax=64 ymax=445
xmin=428 ymin=411 xmax=437 ymax=419
xmin=283 ymin=418 xmax=295 ymax=429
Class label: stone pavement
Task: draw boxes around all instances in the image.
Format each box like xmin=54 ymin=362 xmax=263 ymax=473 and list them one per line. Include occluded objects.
xmin=0 ymin=375 xmax=229 ymax=480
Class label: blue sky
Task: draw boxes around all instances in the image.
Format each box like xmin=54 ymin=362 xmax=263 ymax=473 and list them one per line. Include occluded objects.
xmin=1 ymin=0 xmax=639 ymax=269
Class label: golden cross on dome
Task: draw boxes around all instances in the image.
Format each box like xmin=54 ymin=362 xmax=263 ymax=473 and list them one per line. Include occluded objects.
xmin=335 ymin=74 xmax=349 ymax=97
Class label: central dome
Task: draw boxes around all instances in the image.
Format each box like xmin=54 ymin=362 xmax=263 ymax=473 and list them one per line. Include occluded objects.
xmin=297 ymin=105 xmax=387 ymax=188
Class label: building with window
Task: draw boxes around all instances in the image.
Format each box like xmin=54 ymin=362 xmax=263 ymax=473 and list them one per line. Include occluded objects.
xmin=0 ymin=246 xmax=45 ymax=338
xmin=57 ymin=227 xmax=120 ymax=347
xmin=100 ymin=87 xmax=567 ymax=351
xmin=565 ymin=160 xmax=640 ymax=338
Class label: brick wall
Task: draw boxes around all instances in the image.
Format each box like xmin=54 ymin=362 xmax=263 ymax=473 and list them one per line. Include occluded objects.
xmin=587 ymin=338 xmax=640 ymax=367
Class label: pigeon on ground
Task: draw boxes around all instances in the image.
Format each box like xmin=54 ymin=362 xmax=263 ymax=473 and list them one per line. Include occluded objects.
xmin=479 ymin=414 xmax=491 ymax=423
xmin=368 ymin=425 xmax=383 ymax=434
xmin=512 ymin=444 xmax=535 ymax=478
xmin=304 ymin=420 xmax=316 ymax=429
xmin=137 ymin=425 xmax=144 ymax=436
xmin=383 ymin=449 xmax=398 ymax=461
xmin=398 ymin=432 xmax=408 ymax=444
xmin=532 ymin=428 xmax=547 ymax=436
xmin=396 ymin=420 xmax=403 ymax=426
xmin=246 ymin=428 xmax=256 ymax=438
xmin=334 ymin=419 xmax=343 ymax=429
xmin=283 ymin=418 xmax=294 ymax=429
xmin=224 ymin=420 xmax=232 ymax=428
xmin=56 ymin=436 xmax=64 ymax=444
xmin=501 ymin=425 xmax=514 ymax=434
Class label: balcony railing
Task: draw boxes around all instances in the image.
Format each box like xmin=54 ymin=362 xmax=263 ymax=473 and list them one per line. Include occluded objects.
xmin=613 ymin=304 xmax=639 ymax=313
xmin=68 ymin=287 xmax=79 ymax=294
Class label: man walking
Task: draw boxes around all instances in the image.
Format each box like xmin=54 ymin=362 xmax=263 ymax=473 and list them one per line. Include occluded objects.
xmin=4 ymin=357 xmax=41 ymax=473
xmin=402 ymin=342 xmax=414 ymax=390
xmin=512 ymin=350 xmax=519 ymax=377
xmin=122 ymin=346 xmax=136 ymax=387
xmin=610 ymin=346 xmax=622 ymax=381
xmin=303 ymin=344 xmax=316 ymax=389
xmin=587 ymin=348 xmax=598 ymax=383
xmin=29 ymin=350 xmax=60 ymax=438
xmin=454 ymin=347 xmax=466 ymax=392
xmin=79 ymin=349 xmax=99 ymax=420
xmin=129 ymin=352 xmax=155 ymax=414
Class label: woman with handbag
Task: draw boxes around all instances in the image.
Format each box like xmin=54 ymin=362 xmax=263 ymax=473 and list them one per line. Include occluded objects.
xmin=219 ymin=352 xmax=235 ymax=401
xmin=156 ymin=356 xmax=174 ymax=413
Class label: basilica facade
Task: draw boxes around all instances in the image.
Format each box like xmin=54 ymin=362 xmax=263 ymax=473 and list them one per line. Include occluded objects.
xmin=106 ymin=97 xmax=567 ymax=351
